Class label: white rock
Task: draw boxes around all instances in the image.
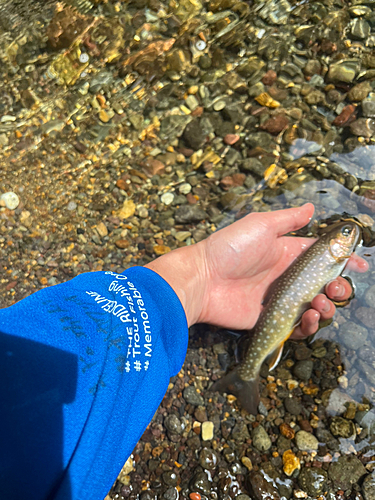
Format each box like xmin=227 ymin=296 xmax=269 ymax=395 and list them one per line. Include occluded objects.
xmin=201 ymin=421 xmax=214 ymax=441
xmin=161 ymin=192 xmax=174 ymax=205
xmin=1 ymin=192 xmax=19 ymax=210
xmin=179 ymin=183 xmax=192 ymax=195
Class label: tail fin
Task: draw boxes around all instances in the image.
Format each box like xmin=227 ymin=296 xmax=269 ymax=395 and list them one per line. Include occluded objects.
xmin=211 ymin=368 xmax=260 ymax=415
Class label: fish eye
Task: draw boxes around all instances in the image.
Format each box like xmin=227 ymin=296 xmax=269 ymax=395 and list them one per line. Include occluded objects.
xmin=341 ymin=225 xmax=352 ymax=236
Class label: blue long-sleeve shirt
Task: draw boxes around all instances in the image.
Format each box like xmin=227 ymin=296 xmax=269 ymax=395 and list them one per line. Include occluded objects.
xmin=0 ymin=267 xmax=188 ymax=499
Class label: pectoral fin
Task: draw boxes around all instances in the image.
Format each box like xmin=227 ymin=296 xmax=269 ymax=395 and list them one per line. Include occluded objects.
xmin=267 ymin=327 xmax=296 ymax=371
xmin=211 ymin=367 xmax=260 ymax=415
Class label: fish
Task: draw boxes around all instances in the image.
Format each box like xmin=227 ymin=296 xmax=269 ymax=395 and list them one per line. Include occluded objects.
xmin=212 ymin=220 xmax=362 ymax=414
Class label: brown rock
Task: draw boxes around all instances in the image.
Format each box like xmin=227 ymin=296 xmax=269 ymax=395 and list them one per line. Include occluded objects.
xmin=260 ymin=114 xmax=289 ymax=135
xmin=6 ymin=281 xmax=17 ymax=291
xmin=299 ymin=420 xmax=313 ymax=433
xmin=332 ymin=104 xmax=357 ymax=126
xmin=191 ymin=106 xmax=204 ymax=117
xmin=116 ymin=178 xmax=129 ymax=190
xmin=224 ymin=134 xmax=240 ymax=145
xmin=220 ymin=173 xmax=246 ymax=190
xmin=115 ymin=239 xmax=130 ymax=249
xmin=186 ymin=193 xmax=197 ymax=204
xmin=280 ymin=423 xmax=295 ymax=439
xmin=262 ymin=70 xmax=277 ymax=86
xmin=142 ymin=157 xmax=165 ymax=177
xmin=153 ymin=245 xmax=171 ymax=255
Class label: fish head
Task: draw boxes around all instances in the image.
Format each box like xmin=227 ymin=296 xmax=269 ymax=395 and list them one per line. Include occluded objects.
xmin=327 ymin=221 xmax=362 ymax=262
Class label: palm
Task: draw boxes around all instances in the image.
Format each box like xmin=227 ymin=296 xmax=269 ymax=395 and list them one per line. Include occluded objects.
xmin=198 ymin=212 xmax=315 ymax=329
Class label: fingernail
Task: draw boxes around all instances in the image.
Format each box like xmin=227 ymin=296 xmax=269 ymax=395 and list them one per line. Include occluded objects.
xmin=335 ymin=284 xmax=345 ymax=298
xmin=322 ymin=300 xmax=330 ymax=313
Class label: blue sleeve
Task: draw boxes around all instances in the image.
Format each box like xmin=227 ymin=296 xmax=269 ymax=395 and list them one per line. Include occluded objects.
xmin=0 ymin=267 xmax=188 ymax=500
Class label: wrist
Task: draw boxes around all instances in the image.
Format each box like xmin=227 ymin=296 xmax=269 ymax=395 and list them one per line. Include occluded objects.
xmin=144 ymin=244 xmax=206 ymax=327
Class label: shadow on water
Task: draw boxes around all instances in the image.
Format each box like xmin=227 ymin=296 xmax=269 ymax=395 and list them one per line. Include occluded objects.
xmin=0 ymin=333 xmax=77 ymax=499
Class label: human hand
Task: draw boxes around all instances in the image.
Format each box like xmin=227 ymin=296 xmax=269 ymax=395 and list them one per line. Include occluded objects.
xmin=146 ymin=204 xmax=368 ymax=336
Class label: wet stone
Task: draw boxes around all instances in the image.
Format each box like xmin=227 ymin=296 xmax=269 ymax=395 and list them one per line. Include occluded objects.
xmin=164 ymin=414 xmax=183 ymax=434
xmin=350 ymin=118 xmax=375 ymax=138
xmin=162 ymin=471 xmax=178 ymax=487
xmin=328 ymin=455 xmax=366 ymax=491
xmin=358 ymin=346 xmax=375 ymax=365
xmin=183 ymin=386 xmax=204 ymax=406
xmin=189 ymin=471 xmax=212 ymax=496
xmin=362 ymin=99 xmax=375 ymax=118
xmin=316 ymin=428 xmax=339 ymax=451
xmin=252 ymin=425 xmax=272 ymax=452
xmin=163 ymin=487 xmax=178 ymax=500
xmin=340 ymin=321 xmax=368 ymax=350
xmin=355 ymin=307 xmax=375 ymax=329
xmin=330 ymin=416 xmax=356 ymax=438
xmin=295 ymin=431 xmax=319 ymax=451
xmin=248 ymin=471 xmax=280 ymax=500
xmin=298 ymin=467 xmax=328 ymax=497
xmin=183 ymin=119 xmax=205 ymax=150
xmin=199 ymin=448 xmax=218 ymax=469
xmin=328 ymin=60 xmax=359 ymax=83
xmin=241 ymin=158 xmax=267 ymax=177
xmin=284 ymin=397 xmax=302 ymax=416
xmin=365 ymin=284 xmax=375 ymax=308
xmin=175 ymin=205 xmax=207 ymax=224
xmin=293 ymin=360 xmax=313 ymax=381
xmin=348 ymin=82 xmax=371 ymax=102
xmin=363 ymin=473 xmax=375 ymax=500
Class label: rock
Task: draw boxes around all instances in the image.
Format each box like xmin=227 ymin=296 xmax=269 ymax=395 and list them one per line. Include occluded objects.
xmin=356 ymin=307 xmax=375 ymax=328
xmin=183 ymin=386 xmax=204 ymax=406
xmin=189 ymin=471 xmax=211 ymax=496
xmin=142 ymin=158 xmax=165 ymax=177
xmin=330 ymin=416 xmax=356 ymax=438
xmin=363 ymin=473 xmax=375 ymax=500
xmin=362 ymin=99 xmax=375 ymax=118
xmin=0 ymin=192 xmax=19 ymax=210
xmin=199 ymin=448 xmax=218 ymax=469
xmin=252 ymin=425 xmax=272 ymax=451
xmin=183 ymin=119 xmax=205 ymax=149
xmin=117 ymin=199 xmax=136 ymax=219
xmin=161 ymin=192 xmax=175 ymax=205
xmin=284 ymin=397 xmax=302 ymax=415
xmin=328 ymin=455 xmax=366 ymax=490
xmin=340 ymin=321 xmax=368 ymax=350
xmin=248 ymin=471 xmax=280 ymax=500
xmin=241 ymin=157 xmax=267 ymax=176
xmin=179 ymin=183 xmax=192 ymax=195
xmin=201 ymin=422 xmax=214 ymax=441
xmin=358 ymin=346 xmax=375 ymax=365
xmin=350 ymin=118 xmax=375 ymax=138
xmin=260 ymin=114 xmax=289 ymax=135
xmin=153 ymin=245 xmax=171 ymax=255
xmin=316 ymin=428 xmax=339 ymax=451
xmin=328 ymin=60 xmax=360 ymax=83
xmin=348 ymin=81 xmax=371 ymax=102
xmin=283 ymin=449 xmax=300 ymax=476
xmin=262 ymin=70 xmax=277 ymax=86
xmin=164 ymin=414 xmax=183 ymax=434
xmin=115 ymin=239 xmax=129 ymax=249
xmin=365 ymin=284 xmax=375 ymax=308
xmin=224 ymin=133 xmax=240 ymax=145
xmin=293 ymin=360 xmax=313 ymax=381
xmin=175 ymin=205 xmax=207 ymax=223
xmin=295 ymin=430 xmax=319 ymax=451
xmin=298 ymin=467 xmax=328 ymax=497
xmin=333 ymin=104 xmax=357 ymax=126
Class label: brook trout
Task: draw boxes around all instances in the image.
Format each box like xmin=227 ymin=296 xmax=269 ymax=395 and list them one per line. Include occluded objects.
xmin=212 ymin=220 xmax=361 ymax=414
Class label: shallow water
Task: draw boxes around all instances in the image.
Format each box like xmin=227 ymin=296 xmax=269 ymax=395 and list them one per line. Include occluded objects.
xmin=2 ymin=0 xmax=375 ymax=498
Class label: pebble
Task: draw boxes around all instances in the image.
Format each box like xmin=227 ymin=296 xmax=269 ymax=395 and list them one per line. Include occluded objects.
xmin=241 ymin=456 xmax=253 ymax=471
xmin=161 ymin=192 xmax=175 ymax=206
xmin=223 ymin=134 xmax=240 ymax=145
xmin=252 ymin=425 xmax=272 ymax=451
xmin=185 ymin=95 xmax=199 ymax=111
xmin=295 ymin=430 xmax=319 ymax=451
xmin=175 ymin=231 xmax=191 ymax=242
xmin=328 ymin=455 xmax=366 ymax=490
xmin=293 ymin=360 xmax=313 ymax=381
xmin=363 ymin=472 xmax=375 ymax=500
xmin=115 ymin=239 xmax=129 ymax=249
xmin=201 ymin=421 xmax=214 ymax=441
xmin=183 ymin=386 xmax=204 ymax=406
xmin=0 ymin=192 xmax=20 ymax=210
xmin=283 ymin=449 xmax=300 ymax=476
xmin=340 ymin=321 xmax=368 ymax=350
xmin=198 ymin=447 xmax=217 ymax=467
xmin=330 ymin=417 xmax=356 ymax=438
xmin=284 ymin=397 xmax=302 ymax=415
xmin=96 ymin=222 xmax=108 ymax=238
xmin=117 ymin=199 xmax=136 ymax=219
xmin=153 ymin=245 xmax=171 ymax=255
xmin=179 ymin=183 xmax=192 ymax=195
xmin=175 ymin=205 xmax=208 ymax=223
xmin=298 ymin=467 xmax=328 ymax=497
xmin=164 ymin=414 xmax=183 ymax=434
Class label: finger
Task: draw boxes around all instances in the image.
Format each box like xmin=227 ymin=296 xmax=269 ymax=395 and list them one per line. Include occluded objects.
xmin=291 ymin=309 xmax=320 ymax=339
xmin=311 ymin=293 xmax=336 ymax=321
xmin=272 ymin=203 xmax=315 ymax=237
xmin=325 ymin=276 xmax=352 ymax=301
xmin=345 ymin=253 xmax=369 ymax=273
